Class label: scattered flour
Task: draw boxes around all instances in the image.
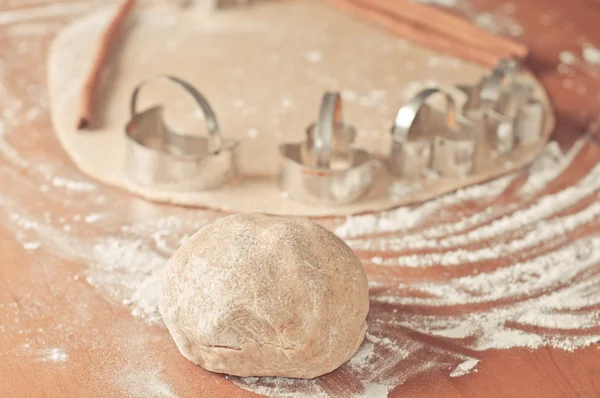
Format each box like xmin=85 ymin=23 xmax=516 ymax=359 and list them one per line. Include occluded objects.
xmin=113 ymin=366 xmax=178 ymax=398
xmin=45 ymin=348 xmax=69 ymax=362
xmin=449 ymin=359 xmax=479 ymax=377
xmin=355 ymin=383 xmax=392 ymax=397
xmin=0 ymin=2 xmax=599 ymax=398
xmin=3 ymin=133 xmax=599 ymax=397
xmin=556 ymin=42 xmax=600 ymax=84
xmin=582 ymin=44 xmax=600 ymax=65
xmin=84 ymin=213 xmax=103 ymax=223
xmin=559 ymin=51 xmax=576 ymax=66
xmin=52 ymin=176 xmax=97 ymax=192
xmin=446 ymin=0 xmax=523 ymax=37
xmin=519 ymin=140 xmax=569 ymax=194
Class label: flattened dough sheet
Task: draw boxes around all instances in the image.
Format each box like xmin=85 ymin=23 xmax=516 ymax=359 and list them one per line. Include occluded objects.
xmin=48 ymin=0 xmax=554 ymax=216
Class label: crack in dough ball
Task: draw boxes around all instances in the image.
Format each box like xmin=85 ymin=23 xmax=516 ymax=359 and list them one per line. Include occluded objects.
xmin=159 ymin=212 xmax=369 ymax=378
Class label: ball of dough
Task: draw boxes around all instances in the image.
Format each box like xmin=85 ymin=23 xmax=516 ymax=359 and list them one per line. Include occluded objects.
xmin=159 ymin=213 xmax=369 ymax=378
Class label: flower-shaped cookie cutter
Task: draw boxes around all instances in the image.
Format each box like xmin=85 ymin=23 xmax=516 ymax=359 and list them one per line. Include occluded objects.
xmin=124 ymin=75 xmax=239 ymax=191
xmin=278 ymin=92 xmax=375 ymax=205
xmin=390 ymin=87 xmax=476 ymax=179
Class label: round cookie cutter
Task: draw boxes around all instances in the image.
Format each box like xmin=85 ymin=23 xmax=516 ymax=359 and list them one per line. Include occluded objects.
xmin=124 ymin=75 xmax=239 ymax=192
xmin=278 ymin=92 xmax=375 ymax=205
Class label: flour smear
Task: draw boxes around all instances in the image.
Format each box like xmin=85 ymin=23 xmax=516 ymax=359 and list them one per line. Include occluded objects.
xmin=1 ymin=1 xmax=600 ymax=398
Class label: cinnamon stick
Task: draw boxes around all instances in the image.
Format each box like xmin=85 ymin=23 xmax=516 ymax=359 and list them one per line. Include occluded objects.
xmin=351 ymin=0 xmax=528 ymax=59
xmin=327 ymin=0 xmax=507 ymax=68
xmin=77 ymin=0 xmax=137 ymax=130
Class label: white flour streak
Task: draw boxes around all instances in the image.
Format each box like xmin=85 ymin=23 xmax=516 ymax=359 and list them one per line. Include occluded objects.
xmin=52 ymin=176 xmax=97 ymax=192
xmin=519 ymin=140 xmax=577 ymax=195
xmin=582 ymin=44 xmax=600 ymax=65
xmin=113 ymin=366 xmax=178 ymax=398
xmin=517 ymin=311 xmax=599 ymax=330
xmin=235 ymin=378 xmax=328 ymax=398
xmin=378 ymin=237 xmax=600 ymax=306
xmin=336 ymin=174 xmax=513 ymax=238
xmin=46 ymin=348 xmax=69 ymax=362
xmin=29 ymin=347 xmax=70 ymax=363
xmin=449 ymin=359 xmax=478 ymax=377
xmin=377 ymin=197 xmax=600 ymax=267
xmin=84 ymin=213 xmax=103 ymax=223
xmin=349 ymin=154 xmax=600 ymax=253
xmin=354 ymin=384 xmax=391 ymax=398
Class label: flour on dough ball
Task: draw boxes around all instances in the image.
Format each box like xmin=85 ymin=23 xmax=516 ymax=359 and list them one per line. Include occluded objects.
xmin=159 ymin=212 xmax=369 ymax=378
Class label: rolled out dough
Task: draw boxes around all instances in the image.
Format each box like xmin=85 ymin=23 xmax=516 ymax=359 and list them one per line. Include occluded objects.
xmin=47 ymin=0 xmax=554 ymax=216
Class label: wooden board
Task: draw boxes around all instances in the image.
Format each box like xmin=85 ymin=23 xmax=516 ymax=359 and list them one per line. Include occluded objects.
xmin=1 ymin=0 xmax=600 ymax=397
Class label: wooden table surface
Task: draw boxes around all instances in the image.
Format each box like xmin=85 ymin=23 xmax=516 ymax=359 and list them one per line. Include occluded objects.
xmin=2 ymin=0 xmax=600 ymax=397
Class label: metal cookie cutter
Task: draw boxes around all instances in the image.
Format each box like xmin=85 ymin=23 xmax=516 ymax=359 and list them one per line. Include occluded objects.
xmin=458 ymin=59 xmax=545 ymax=153
xmin=278 ymin=92 xmax=375 ymax=205
xmin=514 ymin=97 xmax=545 ymax=144
xmin=124 ymin=75 xmax=239 ymax=191
xmin=390 ymin=88 xmax=437 ymax=178
xmin=390 ymin=87 xmax=476 ymax=179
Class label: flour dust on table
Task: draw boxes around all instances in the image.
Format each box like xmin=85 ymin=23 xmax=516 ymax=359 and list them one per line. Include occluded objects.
xmin=2 ymin=110 xmax=600 ymax=396
xmin=1 ymin=1 xmax=600 ymax=397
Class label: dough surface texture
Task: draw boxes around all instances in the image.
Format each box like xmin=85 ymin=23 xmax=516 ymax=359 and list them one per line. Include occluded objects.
xmin=159 ymin=213 xmax=370 ymax=378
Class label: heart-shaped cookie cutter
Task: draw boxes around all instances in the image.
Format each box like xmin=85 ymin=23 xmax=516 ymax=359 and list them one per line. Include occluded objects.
xmin=278 ymin=92 xmax=375 ymax=205
xmin=124 ymin=75 xmax=239 ymax=191
xmin=390 ymin=87 xmax=476 ymax=179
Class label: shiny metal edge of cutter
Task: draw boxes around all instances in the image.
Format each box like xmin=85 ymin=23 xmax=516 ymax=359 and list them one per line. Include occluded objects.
xmin=121 ymin=58 xmax=546 ymax=206
xmin=278 ymin=92 xmax=376 ymax=206
xmin=389 ymin=58 xmax=545 ymax=181
xmin=124 ymin=75 xmax=240 ymax=192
